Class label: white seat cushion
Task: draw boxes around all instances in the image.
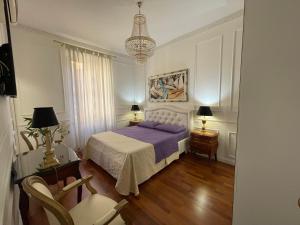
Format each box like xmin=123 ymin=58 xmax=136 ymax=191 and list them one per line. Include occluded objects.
xmin=69 ymin=194 xmax=125 ymax=225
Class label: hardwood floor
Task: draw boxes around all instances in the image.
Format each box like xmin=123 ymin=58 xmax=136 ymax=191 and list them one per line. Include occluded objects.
xmin=28 ymin=154 xmax=235 ymax=225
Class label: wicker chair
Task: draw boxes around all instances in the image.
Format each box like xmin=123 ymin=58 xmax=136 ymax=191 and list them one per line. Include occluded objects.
xmin=22 ymin=175 xmax=127 ymax=225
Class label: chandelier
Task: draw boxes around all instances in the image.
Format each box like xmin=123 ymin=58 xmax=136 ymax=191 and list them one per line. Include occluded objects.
xmin=125 ymin=1 xmax=156 ymax=64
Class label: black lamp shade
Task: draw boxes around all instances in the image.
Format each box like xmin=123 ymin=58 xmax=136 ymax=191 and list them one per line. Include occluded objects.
xmin=31 ymin=107 xmax=59 ymax=128
xmin=197 ymin=106 xmax=213 ymax=116
xmin=131 ymin=105 xmax=140 ymax=111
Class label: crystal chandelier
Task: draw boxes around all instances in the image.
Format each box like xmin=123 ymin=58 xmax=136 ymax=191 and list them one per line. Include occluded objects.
xmin=125 ymin=1 xmax=156 ymax=64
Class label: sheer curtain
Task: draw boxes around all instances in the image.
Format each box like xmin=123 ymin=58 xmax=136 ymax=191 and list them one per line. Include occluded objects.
xmin=60 ymin=45 xmax=115 ymax=150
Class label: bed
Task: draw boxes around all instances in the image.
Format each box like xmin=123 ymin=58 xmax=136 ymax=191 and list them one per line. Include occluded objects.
xmin=84 ymin=106 xmax=192 ymax=196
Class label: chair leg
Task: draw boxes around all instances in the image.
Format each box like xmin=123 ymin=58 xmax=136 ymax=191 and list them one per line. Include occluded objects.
xmin=75 ymin=170 xmax=82 ymax=202
xmin=19 ymin=184 xmax=30 ymax=225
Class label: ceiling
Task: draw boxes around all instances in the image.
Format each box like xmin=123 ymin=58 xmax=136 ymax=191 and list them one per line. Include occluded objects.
xmin=17 ymin=0 xmax=244 ymax=54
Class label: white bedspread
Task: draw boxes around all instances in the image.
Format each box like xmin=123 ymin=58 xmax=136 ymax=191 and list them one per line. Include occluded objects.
xmin=84 ymin=131 xmax=179 ymax=196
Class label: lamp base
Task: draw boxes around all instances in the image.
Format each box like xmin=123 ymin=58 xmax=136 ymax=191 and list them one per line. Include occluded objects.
xmin=134 ymin=112 xmax=137 ymax=121
xmin=40 ymin=148 xmax=60 ymax=169
xmin=201 ymin=119 xmax=207 ymax=130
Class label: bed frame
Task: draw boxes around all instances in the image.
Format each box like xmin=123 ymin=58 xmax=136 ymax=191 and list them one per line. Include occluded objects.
xmin=144 ymin=105 xmax=193 ymax=154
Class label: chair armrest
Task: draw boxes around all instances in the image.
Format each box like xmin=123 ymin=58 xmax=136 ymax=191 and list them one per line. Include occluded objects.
xmin=94 ymin=209 xmax=117 ymax=225
xmin=114 ymin=199 xmax=128 ymax=212
xmin=62 ymin=178 xmax=84 ymax=192
xmin=94 ymin=199 xmax=128 ymax=225
xmin=55 ymin=175 xmax=97 ymax=200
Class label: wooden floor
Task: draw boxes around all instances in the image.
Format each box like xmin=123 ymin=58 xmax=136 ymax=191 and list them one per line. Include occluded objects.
xmin=29 ymin=154 xmax=235 ymax=225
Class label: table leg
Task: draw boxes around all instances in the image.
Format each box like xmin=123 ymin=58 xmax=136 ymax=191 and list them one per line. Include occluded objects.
xmin=75 ymin=169 xmax=82 ymax=203
xmin=19 ymin=183 xmax=29 ymax=225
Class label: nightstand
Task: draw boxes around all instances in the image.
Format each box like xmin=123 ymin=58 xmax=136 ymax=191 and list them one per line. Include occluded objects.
xmin=129 ymin=120 xmax=143 ymax=126
xmin=190 ymin=129 xmax=219 ymax=161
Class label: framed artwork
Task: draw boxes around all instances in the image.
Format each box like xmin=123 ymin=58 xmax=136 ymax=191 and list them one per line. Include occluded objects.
xmin=149 ymin=69 xmax=188 ymax=102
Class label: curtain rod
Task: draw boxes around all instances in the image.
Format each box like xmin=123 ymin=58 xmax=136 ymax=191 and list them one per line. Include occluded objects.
xmin=53 ymin=40 xmax=117 ymax=58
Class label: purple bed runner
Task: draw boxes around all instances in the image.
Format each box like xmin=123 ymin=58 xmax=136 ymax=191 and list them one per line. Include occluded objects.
xmin=113 ymin=126 xmax=187 ymax=163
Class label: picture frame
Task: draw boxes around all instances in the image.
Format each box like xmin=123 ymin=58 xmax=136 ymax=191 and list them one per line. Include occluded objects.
xmin=149 ymin=69 xmax=188 ymax=102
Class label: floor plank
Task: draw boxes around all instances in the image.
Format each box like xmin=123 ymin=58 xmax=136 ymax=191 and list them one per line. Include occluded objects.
xmin=28 ymin=153 xmax=235 ymax=225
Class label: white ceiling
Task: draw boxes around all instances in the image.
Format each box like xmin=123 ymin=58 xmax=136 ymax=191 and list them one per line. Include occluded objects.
xmin=18 ymin=0 xmax=244 ymax=54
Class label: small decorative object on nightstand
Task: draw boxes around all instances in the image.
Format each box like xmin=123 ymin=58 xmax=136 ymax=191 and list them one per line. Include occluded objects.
xmin=131 ymin=104 xmax=140 ymax=121
xmin=197 ymin=106 xmax=213 ymax=130
xmin=129 ymin=120 xmax=143 ymax=126
xmin=190 ymin=129 xmax=219 ymax=161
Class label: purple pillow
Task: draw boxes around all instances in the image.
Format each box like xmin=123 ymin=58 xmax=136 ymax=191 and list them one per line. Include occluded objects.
xmin=155 ymin=124 xmax=186 ymax=133
xmin=137 ymin=121 xmax=160 ymax=129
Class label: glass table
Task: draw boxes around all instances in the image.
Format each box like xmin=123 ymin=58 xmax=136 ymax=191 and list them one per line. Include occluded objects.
xmin=13 ymin=144 xmax=81 ymax=225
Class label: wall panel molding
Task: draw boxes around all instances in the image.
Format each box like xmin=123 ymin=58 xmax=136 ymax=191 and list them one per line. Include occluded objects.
xmin=229 ymin=30 xmax=237 ymax=111
xmin=195 ymin=35 xmax=223 ymax=108
xmin=227 ymin=131 xmax=237 ymax=159
xmin=218 ymin=35 xmax=224 ymax=108
xmin=230 ymin=28 xmax=243 ymax=112
xmin=193 ymin=115 xmax=237 ymax=125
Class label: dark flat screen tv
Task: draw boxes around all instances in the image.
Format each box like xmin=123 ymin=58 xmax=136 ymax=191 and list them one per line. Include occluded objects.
xmin=0 ymin=0 xmax=17 ymax=97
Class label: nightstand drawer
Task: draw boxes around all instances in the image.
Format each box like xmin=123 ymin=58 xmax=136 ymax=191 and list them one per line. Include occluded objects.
xmin=129 ymin=120 xmax=143 ymax=126
xmin=191 ymin=141 xmax=218 ymax=150
xmin=191 ymin=145 xmax=212 ymax=155
xmin=191 ymin=133 xmax=217 ymax=141
xmin=190 ymin=137 xmax=217 ymax=144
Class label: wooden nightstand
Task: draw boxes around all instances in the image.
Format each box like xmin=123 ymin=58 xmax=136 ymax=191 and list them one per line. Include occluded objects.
xmin=190 ymin=129 xmax=219 ymax=161
xmin=129 ymin=120 xmax=143 ymax=126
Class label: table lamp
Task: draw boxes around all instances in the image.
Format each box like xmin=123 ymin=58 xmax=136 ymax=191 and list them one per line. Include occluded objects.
xmin=197 ymin=106 xmax=213 ymax=131
xmin=31 ymin=107 xmax=60 ymax=169
xmin=131 ymin=105 xmax=140 ymax=121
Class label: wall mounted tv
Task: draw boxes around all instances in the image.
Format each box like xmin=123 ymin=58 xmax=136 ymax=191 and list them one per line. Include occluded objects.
xmin=0 ymin=0 xmax=17 ymax=97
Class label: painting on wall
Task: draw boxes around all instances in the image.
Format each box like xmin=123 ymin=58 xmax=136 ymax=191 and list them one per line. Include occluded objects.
xmin=149 ymin=69 xmax=188 ymax=102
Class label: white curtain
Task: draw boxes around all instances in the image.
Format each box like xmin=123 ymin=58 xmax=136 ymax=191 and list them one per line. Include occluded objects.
xmin=60 ymin=45 xmax=115 ymax=150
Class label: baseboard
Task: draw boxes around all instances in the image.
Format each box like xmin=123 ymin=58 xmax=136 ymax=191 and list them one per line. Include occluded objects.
xmin=192 ymin=152 xmax=236 ymax=166
xmin=218 ymin=156 xmax=236 ymax=166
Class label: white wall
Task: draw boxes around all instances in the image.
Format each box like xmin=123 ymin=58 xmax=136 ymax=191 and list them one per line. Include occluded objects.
xmin=11 ymin=25 xmax=137 ymax=152
xmin=233 ymin=0 xmax=300 ymax=224
xmin=139 ymin=12 xmax=243 ymax=165
xmin=0 ymin=10 xmax=17 ymax=225
xmin=113 ymin=59 xmax=136 ymax=128
xmin=0 ymin=97 xmax=15 ymax=225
